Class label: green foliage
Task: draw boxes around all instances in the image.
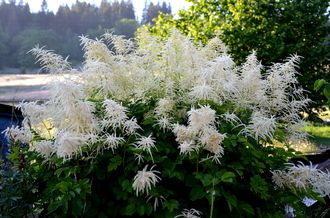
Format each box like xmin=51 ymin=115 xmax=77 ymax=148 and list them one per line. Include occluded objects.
xmin=112 ymin=19 xmax=139 ymax=39
xmin=149 ymin=0 xmax=330 ymax=97
xmin=314 ymin=79 xmax=330 ymax=107
xmin=1 ymin=99 xmax=323 ymax=217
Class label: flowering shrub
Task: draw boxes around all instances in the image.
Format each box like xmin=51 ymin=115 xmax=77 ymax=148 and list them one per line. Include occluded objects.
xmin=1 ymin=29 xmax=329 ymax=217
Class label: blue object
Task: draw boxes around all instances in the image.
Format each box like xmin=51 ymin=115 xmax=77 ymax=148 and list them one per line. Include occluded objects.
xmin=0 ymin=104 xmax=23 ymax=161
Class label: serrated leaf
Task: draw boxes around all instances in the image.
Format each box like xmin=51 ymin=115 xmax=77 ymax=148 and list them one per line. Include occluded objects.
xmin=107 ymin=155 xmax=122 ymax=172
xmin=249 ymin=175 xmax=270 ymax=200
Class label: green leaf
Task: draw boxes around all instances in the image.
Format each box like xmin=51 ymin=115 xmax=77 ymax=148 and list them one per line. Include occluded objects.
xmin=107 ymin=155 xmax=122 ymax=172
xmin=224 ymin=193 xmax=237 ymax=211
xmin=121 ymin=179 xmax=132 ymax=192
xmin=220 ymin=172 xmax=236 ymax=183
xmin=314 ymin=79 xmax=326 ymax=91
xmin=249 ymin=175 xmax=270 ymax=200
xmin=190 ymin=187 xmax=206 ymax=201
xmin=195 ymin=173 xmax=213 ymax=186
xmin=48 ymin=200 xmax=63 ymax=214
xmin=240 ymin=202 xmax=255 ymax=215
xmin=163 ymin=199 xmax=179 ymax=212
xmin=124 ymin=203 xmax=136 ymax=216
xmin=137 ymin=205 xmax=145 ymax=216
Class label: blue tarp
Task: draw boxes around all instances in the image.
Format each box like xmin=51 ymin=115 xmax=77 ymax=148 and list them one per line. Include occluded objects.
xmin=0 ymin=104 xmax=23 ymax=161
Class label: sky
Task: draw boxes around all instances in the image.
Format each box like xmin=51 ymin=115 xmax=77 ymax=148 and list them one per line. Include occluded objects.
xmin=23 ymin=0 xmax=191 ymax=20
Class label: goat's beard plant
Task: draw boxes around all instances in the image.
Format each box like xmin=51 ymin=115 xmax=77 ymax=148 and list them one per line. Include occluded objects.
xmin=3 ymin=29 xmax=329 ymax=217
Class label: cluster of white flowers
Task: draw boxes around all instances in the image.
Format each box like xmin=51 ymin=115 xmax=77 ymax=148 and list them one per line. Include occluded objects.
xmin=15 ymin=29 xmax=312 ymax=206
xmin=272 ymin=162 xmax=330 ymax=197
xmin=173 ymin=106 xmax=225 ymax=163
xmin=134 ymin=135 xmax=157 ymax=162
xmin=2 ymin=125 xmax=32 ymax=144
xmin=31 ymin=140 xmax=55 ymax=158
xmin=241 ymin=111 xmax=276 ymax=141
xmin=29 ymin=45 xmax=71 ymax=73
xmin=132 ymin=165 xmax=161 ymax=196
xmin=174 ymin=208 xmax=202 ymax=218
xmin=154 ymin=98 xmax=175 ymax=131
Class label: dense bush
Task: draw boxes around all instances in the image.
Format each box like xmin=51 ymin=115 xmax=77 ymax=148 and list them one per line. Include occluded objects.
xmin=1 ymin=29 xmax=329 ymax=217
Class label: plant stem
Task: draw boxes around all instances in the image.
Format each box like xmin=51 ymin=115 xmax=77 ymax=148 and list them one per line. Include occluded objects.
xmin=210 ymin=180 xmax=215 ymax=218
xmin=196 ymin=154 xmax=199 ymax=173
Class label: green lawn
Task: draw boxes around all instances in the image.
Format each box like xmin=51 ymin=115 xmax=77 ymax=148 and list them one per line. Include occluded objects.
xmin=304 ymin=124 xmax=330 ymax=149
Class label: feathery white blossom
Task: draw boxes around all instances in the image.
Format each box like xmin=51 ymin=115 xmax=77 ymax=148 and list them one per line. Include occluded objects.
xmin=178 ymin=141 xmax=196 ymax=155
xmin=200 ymin=127 xmax=225 ymax=158
xmin=124 ymin=118 xmax=141 ymax=135
xmin=134 ymin=135 xmax=157 ymax=162
xmin=190 ymin=82 xmax=216 ymax=101
xmin=156 ymin=116 xmax=171 ymax=131
xmin=272 ymin=162 xmax=330 ymax=197
xmin=2 ymin=125 xmax=32 ymax=144
xmin=132 ymin=165 xmax=161 ymax=196
xmin=104 ymin=134 xmax=125 ymax=152
xmin=48 ymin=80 xmax=99 ymax=134
xmin=102 ymin=32 xmax=135 ymax=55
xmin=242 ymin=112 xmax=276 ymax=141
xmin=175 ymin=208 xmax=202 ymax=218
xmin=155 ymin=98 xmax=175 ymax=117
xmin=55 ymin=131 xmax=88 ymax=160
xmin=17 ymin=101 xmax=46 ymax=126
xmin=102 ymin=99 xmax=128 ymax=129
xmin=221 ymin=112 xmax=241 ymax=125
xmin=29 ymin=45 xmax=71 ymax=73
xmin=172 ymin=124 xmax=193 ymax=143
xmin=32 ymin=140 xmax=55 ymax=158
xmin=188 ymin=105 xmax=216 ymax=132
xmin=80 ymin=36 xmax=113 ymax=63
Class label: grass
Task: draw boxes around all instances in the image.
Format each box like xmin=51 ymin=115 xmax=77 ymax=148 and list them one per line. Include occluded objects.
xmin=304 ymin=124 xmax=330 ymax=149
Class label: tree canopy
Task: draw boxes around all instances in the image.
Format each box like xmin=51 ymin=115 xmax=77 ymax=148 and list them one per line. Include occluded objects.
xmin=0 ymin=0 xmax=170 ymax=71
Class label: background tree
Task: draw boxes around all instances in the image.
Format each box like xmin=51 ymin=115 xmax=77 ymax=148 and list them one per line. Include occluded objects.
xmin=13 ymin=28 xmax=62 ymax=69
xmin=141 ymin=0 xmax=171 ymax=25
xmin=0 ymin=0 xmax=173 ymax=71
xmin=149 ymin=0 xmax=330 ymax=98
xmin=112 ymin=18 xmax=139 ymax=39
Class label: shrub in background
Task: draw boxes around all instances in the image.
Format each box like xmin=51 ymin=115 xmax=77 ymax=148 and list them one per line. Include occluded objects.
xmin=1 ymin=29 xmax=329 ymax=217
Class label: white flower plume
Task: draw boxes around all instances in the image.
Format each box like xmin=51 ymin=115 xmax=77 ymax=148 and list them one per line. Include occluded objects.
xmin=272 ymin=162 xmax=330 ymax=197
xmin=134 ymin=135 xmax=157 ymax=162
xmin=29 ymin=45 xmax=71 ymax=73
xmin=241 ymin=111 xmax=276 ymax=141
xmin=188 ymin=105 xmax=216 ymax=132
xmin=55 ymin=131 xmax=88 ymax=160
xmin=175 ymin=208 xmax=202 ymax=218
xmin=102 ymin=99 xmax=128 ymax=129
xmin=2 ymin=125 xmax=32 ymax=144
xmin=132 ymin=165 xmax=161 ymax=196
xmin=103 ymin=134 xmax=125 ymax=153
xmin=32 ymin=140 xmax=55 ymax=158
